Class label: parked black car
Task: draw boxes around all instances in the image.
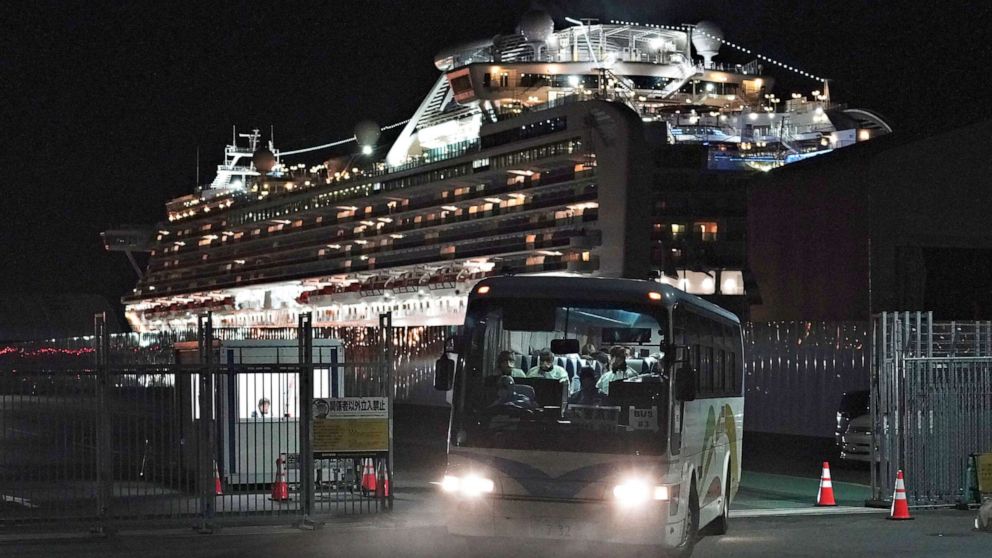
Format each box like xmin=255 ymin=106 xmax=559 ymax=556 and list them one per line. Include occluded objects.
xmin=835 ymin=389 xmax=869 ymax=445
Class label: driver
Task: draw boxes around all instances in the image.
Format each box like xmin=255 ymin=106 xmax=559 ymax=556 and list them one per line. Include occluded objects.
xmin=489 ymin=375 xmax=538 ymax=411
xmin=527 ymin=349 xmax=568 ymax=382
xmin=496 ymin=350 xmax=526 ymax=378
xmin=595 ymin=346 xmax=639 ymax=395
xmin=568 ymin=367 xmax=604 ymax=406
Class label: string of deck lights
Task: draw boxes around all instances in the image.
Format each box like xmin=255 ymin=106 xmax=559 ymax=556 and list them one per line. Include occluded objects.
xmin=0 ymin=346 xmax=96 ymax=358
xmin=608 ymin=20 xmax=827 ymax=83
xmin=280 ymin=119 xmax=411 ymax=157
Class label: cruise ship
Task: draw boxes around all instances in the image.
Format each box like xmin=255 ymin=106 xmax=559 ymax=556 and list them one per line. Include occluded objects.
xmin=107 ymin=12 xmax=891 ymax=333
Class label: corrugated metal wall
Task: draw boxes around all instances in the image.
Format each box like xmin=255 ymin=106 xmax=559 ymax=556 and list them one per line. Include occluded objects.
xmin=744 ymin=321 xmax=870 ymax=438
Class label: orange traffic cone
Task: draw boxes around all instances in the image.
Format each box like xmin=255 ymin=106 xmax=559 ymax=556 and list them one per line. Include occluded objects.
xmin=360 ymin=458 xmax=377 ymax=495
xmin=269 ymin=455 xmax=290 ymax=502
xmin=213 ymin=459 xmax=223 ymax=496
xmin=375 ymin=459 xmax=390 ymax=498
xmin=816 ymin=461 xmax=837 ymax=506
xmin=888 ymin=470 xmax=913 ymax=520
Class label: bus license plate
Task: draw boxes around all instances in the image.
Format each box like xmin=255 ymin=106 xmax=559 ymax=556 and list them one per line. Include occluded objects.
xmin=531 ymin=519 xmax=574 ymax=539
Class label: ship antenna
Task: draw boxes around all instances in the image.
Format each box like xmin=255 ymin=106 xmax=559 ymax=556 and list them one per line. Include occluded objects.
xmin=196 ymin=146 xmax=200 ymax=187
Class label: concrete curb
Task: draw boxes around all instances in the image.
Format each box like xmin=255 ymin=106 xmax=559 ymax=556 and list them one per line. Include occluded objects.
xmin=732 ymin=506 xmax=889 ymax=518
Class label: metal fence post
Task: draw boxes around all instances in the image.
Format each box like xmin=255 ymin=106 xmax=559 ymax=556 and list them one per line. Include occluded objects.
xmin=870 ymin=313 xmax=880 ymax=503
xmin=196 ymin=313 xmax=215 ymax=532
xmin=297 ymin=312 xmax=317 ymax=528
xmin=93 ymin=313 xmax=114 ymax=535
xmin=379 ymin=312 xmax=394 ymax=511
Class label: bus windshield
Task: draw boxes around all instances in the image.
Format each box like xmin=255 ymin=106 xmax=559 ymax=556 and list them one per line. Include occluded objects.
xmin=452 ymin=299 xmax=669 ymax=455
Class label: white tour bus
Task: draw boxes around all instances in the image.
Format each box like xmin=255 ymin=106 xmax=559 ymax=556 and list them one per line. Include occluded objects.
xmin=434 ymin=276 xmax=744 ymax=556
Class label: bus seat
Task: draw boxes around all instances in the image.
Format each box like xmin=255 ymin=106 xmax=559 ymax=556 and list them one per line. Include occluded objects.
xmin=557 ymin=355 xmax=583 ymax=379
xmin=511 ymin=384 xmax=537 ymax=400
xmin=579 ymin=357 xmax=604 ymax=376
xmin=625 ymin=357 xmax=659 ymax=375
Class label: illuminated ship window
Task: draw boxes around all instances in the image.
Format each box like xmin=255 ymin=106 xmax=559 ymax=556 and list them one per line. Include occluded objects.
xmin=671 ymin=224 xmax=686 ymax=237
xmin=720 ymin=271 xmax=744 ymax=295
xmin=695 ymin=222 xmax=719 ymax=242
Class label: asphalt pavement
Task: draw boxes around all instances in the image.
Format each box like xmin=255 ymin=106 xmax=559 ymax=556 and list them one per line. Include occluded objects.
xmin=7 ymin=403 xmax=982 ymax=557
xmin=2 ymin=504 xmax=987 ymax=558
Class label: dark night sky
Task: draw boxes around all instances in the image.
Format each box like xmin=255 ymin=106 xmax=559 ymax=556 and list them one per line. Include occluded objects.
xmin=2 ymin=1 xmax=990 ymax=306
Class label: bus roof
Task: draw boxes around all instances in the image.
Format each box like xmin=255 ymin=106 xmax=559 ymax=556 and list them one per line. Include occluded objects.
xmin=470 ymin=275 xmax=740 ymax=325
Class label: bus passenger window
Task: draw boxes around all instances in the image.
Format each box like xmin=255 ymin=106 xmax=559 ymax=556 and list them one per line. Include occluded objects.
xmin=728 ymin=351 xmax=739 ymax=395
xmin=714 ymin=350 xmax=725 ymax=393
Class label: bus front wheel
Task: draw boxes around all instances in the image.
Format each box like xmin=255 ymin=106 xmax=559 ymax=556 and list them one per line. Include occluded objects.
xmin=707 ymin=468 xmax=731 ymax=536
xmin=669 ymin=481 xmax=698 ymax=558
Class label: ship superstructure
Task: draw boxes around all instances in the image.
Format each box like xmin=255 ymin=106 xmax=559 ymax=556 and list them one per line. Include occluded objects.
xmin=114 ymin=14 xmax=890 ymax=332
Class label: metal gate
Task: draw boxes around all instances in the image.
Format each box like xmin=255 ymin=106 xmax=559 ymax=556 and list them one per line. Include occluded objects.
xmin=0 ymin=312 xmax=394 ymax=531
xmin=872 ymin=311 xmax=992 ymax=505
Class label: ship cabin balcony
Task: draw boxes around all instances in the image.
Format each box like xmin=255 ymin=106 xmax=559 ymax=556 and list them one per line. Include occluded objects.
xmin=155 ymin=133 xmax=587 ymax=243
xmin=145 ymin=185 xmax=596 ymax=279
xmin=137 ymin=185 xmax=599 ymax=294
xmin=146 ymin=156 xmax=594 ymax=269
xmin=149 ymin=136 xmax=589 ymax=263
xmin=133 ymin=147 xmax=601 ymax=300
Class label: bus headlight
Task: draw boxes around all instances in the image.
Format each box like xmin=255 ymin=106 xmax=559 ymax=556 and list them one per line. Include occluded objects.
xmin=441 ymin=475 xmax=461 ymax=493
xmin=441 ymin=474 xmax=494 ymax=497
xmin=612 ymin=480 xmax=670 ymax=506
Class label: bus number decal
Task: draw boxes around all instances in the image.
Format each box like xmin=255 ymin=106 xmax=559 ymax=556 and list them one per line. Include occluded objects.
xmin=629 ymin=406 xmax=659 ymax=431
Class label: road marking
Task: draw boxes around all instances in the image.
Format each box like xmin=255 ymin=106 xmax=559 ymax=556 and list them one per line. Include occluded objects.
xmin=732 ymin=506 xmax=887 ymax=518
xmin=2 ymin=494 xmax=39 ymax=509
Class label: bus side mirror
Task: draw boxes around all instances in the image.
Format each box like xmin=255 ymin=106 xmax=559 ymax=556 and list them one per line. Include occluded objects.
xmin=676 ymin=366 xmax=697 ymax=401
xmin=434 ymin=355 xmax=455 ymax=391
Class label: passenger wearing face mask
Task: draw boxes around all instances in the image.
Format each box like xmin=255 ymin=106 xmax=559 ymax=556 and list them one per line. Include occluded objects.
xmin=496 ymin=350 xmax=526 ymax=378
xmin=526 ymin=349 xmax=569 ymax=383
xmin=595 ymin=346 xmax=639 ymax=396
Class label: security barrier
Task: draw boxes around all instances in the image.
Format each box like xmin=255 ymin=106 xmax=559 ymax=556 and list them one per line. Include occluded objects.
xmin=872 ymin=312 xmax=992 ymax=506
xmin=743 ymin=321 xmax=870 ymax=437
xmin=0 ymin=312 xmax=395 ymax=531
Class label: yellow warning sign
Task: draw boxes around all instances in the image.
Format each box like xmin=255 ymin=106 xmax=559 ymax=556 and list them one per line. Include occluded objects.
xmin=314 ymin=418 xmax=388 ymax=452
xmin=312 ymin=397 xmax=389 ymax=453
xmin=977 ymin=453 xmax=992 ymax=494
